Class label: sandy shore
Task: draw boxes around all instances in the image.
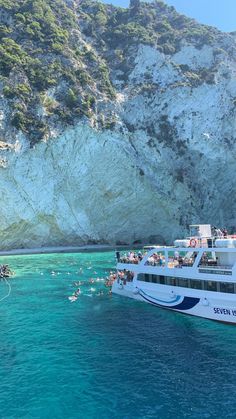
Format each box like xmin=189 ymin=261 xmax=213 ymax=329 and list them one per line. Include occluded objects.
xmin=0 ymin=244 xmax=122 ymax=257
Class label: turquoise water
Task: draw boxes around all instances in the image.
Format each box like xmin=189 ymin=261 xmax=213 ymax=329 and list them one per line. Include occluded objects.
xmin=0 ymin=251 xmax=236 ymax=418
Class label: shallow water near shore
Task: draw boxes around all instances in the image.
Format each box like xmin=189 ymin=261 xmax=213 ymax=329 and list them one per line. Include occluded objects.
xmin=0 ymin=251 xmax=236 ymax=418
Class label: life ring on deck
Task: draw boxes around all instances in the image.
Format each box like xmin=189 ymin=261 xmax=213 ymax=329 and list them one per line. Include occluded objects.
xmin=190 ymin=238 xmax=197 ymax=248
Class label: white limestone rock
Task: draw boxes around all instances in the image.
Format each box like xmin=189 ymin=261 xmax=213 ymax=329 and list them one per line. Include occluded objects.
xmin=172 ymin=44 xmax=215 ymax=70
xmin=0 ymin=39 xmax=236 ymax=249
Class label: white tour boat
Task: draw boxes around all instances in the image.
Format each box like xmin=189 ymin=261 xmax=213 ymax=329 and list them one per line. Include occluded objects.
xmin=112 ymin=225 xmax=236 ymax=324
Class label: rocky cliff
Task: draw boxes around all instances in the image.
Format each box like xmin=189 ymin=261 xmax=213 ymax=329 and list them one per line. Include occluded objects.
xmin=0 ymin=0 xmax=236 ymax=249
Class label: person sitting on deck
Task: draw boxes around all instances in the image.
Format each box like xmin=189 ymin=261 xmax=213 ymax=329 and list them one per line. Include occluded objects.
xmin=178 ymin=256 xmax=183 ymax=267
xmin=201 ymin=252 xmax=208 ymax=265
xmin=222 ymin=228 xmax=228 ymax=238
xmin=216 ymin=228 xmax=223 ymax=238
xmin=138 ymin=251 xmax=143 ymax=261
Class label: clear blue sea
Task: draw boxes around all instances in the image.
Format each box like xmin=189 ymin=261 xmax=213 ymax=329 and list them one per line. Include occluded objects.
xmin=0 ymin=251 xmax=236 ymax=419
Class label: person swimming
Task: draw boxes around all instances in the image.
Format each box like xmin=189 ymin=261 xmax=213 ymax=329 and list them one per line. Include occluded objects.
xmin=68 ymin=295 xmax=78 ymax=302
xmin=74 ymin=281 xmax=84 ymax=286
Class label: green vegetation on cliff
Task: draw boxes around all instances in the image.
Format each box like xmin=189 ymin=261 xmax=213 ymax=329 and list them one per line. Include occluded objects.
xmin=0 ymin=0 xmax=234 ymax=144
xmin=0 ymin=0 xmax=115 ymax=143
xmin=80 ymin=0 xmax=222 ymax=53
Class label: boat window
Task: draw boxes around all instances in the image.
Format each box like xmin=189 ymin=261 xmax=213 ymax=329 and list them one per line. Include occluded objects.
xmin=159 ymin=275 xmax=165 ymax=285
xmin=152 ymin=275 xmax=158 ymax=283
xmin=219 ymin=282 xmax=234 ymax=294
xmin=176 ymin=278 xmax=188 ymax=288
xmin=137 ymin=274 xmax=163 ymax=283
xmin=190 ymin=279 xmax=202 ymax=290
xmin=137 ymin=273 xmax=236 ymax=294
xmin=204 ymin=281 xmax=217 ymax=292
xmin=167 ymin=277 xmax=177 ymax=286
xmin=137 ymin=273 xmax=145 ymax=281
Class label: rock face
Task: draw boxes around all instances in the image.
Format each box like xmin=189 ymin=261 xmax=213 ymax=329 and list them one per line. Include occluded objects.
xmin=0 ymin=124 xmax=179 ymax=248
xmin=0 ymin=1 xmax=236 ymax=249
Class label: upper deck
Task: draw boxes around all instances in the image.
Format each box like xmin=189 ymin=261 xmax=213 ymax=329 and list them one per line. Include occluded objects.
xmin=116 ymin=224 xmax=236 ymax=281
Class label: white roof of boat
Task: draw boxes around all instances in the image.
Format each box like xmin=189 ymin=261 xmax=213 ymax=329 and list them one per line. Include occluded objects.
xmin=189 ymin=224 xmax=210 ymax=227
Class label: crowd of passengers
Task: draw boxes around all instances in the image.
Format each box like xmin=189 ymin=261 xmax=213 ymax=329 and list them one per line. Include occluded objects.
xmin=117 ymin=227 xmax=229 ymax=266
xmin=172 ymin=252 xmax=217 ymax=267
xmin=146 ymin=253 xmax=165 ymax=266
xmin=146 ymin=252 xmax=195 ymax=267
xmin=117 ymin=269 xmax=134 ymax=284
xmin=118 ymin=250 xmax=217 ymax=268
xmin=118 ymin=251 xmax=166 ymax=266
xmin=212 ymin=226 xmax=228 ymax=238
xmin=118 ymin=251 xmax=145 ymax=264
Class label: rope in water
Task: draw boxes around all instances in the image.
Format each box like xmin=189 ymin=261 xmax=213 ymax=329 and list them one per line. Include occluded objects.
xmin=0 ymin=278 xmax=11 ymax=302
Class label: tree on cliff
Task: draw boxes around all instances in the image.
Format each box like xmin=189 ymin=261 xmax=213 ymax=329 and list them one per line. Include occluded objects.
xmin=129 ymin=0 xmax=140 ymax=13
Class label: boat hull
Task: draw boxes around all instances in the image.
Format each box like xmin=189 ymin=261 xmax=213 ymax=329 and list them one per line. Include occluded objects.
xmin=112 ymin=280 xmax=236 ymax=324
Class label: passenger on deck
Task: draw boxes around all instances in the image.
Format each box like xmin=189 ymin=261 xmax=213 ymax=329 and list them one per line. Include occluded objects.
xmin=174 ymin=251 xmax=179 ymax=260
xmin=126 ymin=271 xmax=133 ymax=282
xmin=201 ymin=252 xmax=208 ymax=265
xmin=178 ymin=256 xmax=183 ymax=267
xmin=212 ymin=226 xmax=217 ymax=237
xmin=222 ymin=228 xmax=228 ymax=238
xmin=116 ymin=251 xmax=120 ymax=262
xmin=216 ymin=228 xmax=223 ymax=238
xmin=138 ymin=251 xmax=143 ymax=261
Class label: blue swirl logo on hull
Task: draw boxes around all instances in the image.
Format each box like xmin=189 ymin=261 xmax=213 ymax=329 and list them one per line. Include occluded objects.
xmin=138 ymin=289 xmax=200 ymax=311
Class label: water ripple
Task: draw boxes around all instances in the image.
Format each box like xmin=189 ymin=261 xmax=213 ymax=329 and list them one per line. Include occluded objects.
xmin=0 ymin=252 xmax=235 ymax=418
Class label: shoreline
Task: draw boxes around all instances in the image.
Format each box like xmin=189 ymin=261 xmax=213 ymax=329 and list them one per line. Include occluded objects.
xmin=0 ymin=244 xmax=137 ymax=257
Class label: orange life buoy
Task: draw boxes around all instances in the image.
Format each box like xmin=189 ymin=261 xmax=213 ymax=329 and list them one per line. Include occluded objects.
xmin=190 ymin=238 xmax=197 ymax=248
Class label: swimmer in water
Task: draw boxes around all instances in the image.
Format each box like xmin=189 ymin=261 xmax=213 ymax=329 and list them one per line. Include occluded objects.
xmin=68 ymin=295 xmax=78 ymax=302
xmin=75 ymin=288 xmax=81 ymax=296
xmin=74 ymin=281 xmax=84 ymax=286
